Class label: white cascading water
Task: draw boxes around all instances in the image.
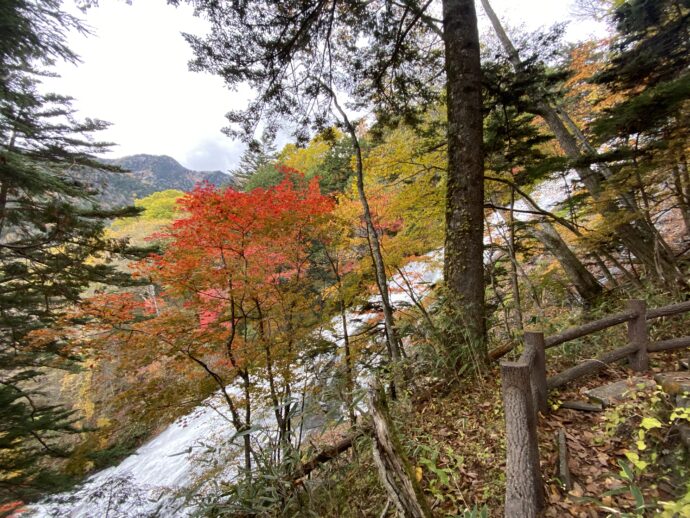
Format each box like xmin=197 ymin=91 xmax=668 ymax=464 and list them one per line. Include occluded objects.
xmin=28 ymin=253 xmax=444 ymax=518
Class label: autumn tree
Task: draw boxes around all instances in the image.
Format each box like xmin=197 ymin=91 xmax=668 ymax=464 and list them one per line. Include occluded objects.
xmin=173 ymin=0 xmax=406 ymax=367
xmin=482 ymin=53 xmax=603 ymax=306
xmin=591 ymin=0 xmax=690 ymax=244
xmin=77 ymin=172 xmax=335 ymax=472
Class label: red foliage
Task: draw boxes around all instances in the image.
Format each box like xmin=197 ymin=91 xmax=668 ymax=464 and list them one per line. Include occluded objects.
xmin=141 ymin=174 xmax=334 ymax=331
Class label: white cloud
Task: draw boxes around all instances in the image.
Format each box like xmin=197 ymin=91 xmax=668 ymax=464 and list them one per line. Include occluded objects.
xmin=478 ymin=0 xmax=607 ymax=42
xmin=48 ymin=0 xmax=247 ymax=171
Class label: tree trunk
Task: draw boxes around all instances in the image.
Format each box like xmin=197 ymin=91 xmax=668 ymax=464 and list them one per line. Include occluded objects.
xmin=322 ymin=90 xmax=402 ymax=363
xmin=508 ymin=190 xmax=524 ymax=333
xmin=681 ymin=152 xmax=690 ymax=234
xmin=672 ymin=159 xmax=690 ymax=234
xmin=330 ymin=94 xmax=402 ymax=363
xmin=442 ymin=0 xmax=487 ymax=366
xmin=341 ymin=301 xmax=356 ymax=424
xmin=591 ymin=252 xmax=617 ymax=288
xmin=530 ymin=220 xmax=602 ymax=303
xmin=324 ymin=248 xmax=357 ymax=424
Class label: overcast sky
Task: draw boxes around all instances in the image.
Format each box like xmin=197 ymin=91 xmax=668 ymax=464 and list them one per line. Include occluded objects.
xmin=49 ymin=0 xmax=606 ymax=172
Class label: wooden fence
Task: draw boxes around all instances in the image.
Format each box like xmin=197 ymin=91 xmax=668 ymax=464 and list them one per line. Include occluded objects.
xmin=501 ymin=299 xmax=690 ymax=517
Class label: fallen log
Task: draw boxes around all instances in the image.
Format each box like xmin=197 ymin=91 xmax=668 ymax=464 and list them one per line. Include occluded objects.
xmin=560 ymin=400 xmax=603 ymax=412
xmin=489 ymin=341 xmax=517 ymax=361
xmin=292 ymin=425 xmax=370 ymax=481
xmin=370 ymin=382 xmax=433 ymax=518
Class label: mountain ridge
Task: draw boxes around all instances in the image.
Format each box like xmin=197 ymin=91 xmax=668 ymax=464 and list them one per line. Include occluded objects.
xmin=88 ymin=154 xmax=234 ymax=207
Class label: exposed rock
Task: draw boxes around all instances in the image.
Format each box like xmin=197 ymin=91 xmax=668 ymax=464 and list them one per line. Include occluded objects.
xmin=585 ymin=378 xmax=655 ymax=407
xmin=654 ymin=371 xmax=690 ymax=397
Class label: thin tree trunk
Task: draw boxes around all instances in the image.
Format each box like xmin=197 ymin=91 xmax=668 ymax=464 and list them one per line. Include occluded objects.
xmin=341 ymin=306 xmax=356 ymax=424
xmin=329 ymin=93 xmax=402 ymax=363
xmin=672 ymin=159 xmax=690 ymax=234
xmin=591 ymin=252 xmax=617 ymax=288
xmin=508 ymin=190 xmax=524 ymax=333
xmin=324 ymin=249 xmax=357 ymax=423
xmin=492 ymin=201 xmax=600 ymax=304
xmin=242 ymin=370 xmax=252 ymax=478
xmin=394 ymin=266 xmax=436 ymax=333
xmin=680 ymin=152 xmax=690 ymax=232
xmin=442 ymin=0 xmax=487 ymax=366
xmin=602 ymin=248 xmax=643 ymax=288
xmin=485 ymin=216 xmax=514 ymax=337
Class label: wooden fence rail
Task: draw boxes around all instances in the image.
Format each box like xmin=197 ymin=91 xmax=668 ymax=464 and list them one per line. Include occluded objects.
xmin=501 ymin=298 xmax=690 ymax=517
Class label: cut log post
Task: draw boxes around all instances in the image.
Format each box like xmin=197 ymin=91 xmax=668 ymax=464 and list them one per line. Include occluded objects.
xmin=369 ymin=382 xmax=433 ymax=518
xmin=649 ymin=336 xmax=690 ymax=353
xmin=556 ymin=429 xmax=573 ymax=491
xmin=525 ymin=332 xmax=548 ymax=414
xmin=646 ymin=300 xmax=690 ymax=320
xmin=501 ymin=362 xmax=544 ymax=518
xmin=627 ymin=299 xmax=649 ymax=372
xmin=545 ymin=309 xmax=636 ymax=348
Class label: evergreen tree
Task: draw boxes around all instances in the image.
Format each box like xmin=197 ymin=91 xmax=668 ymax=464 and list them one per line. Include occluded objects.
xmin=483 ymin=55 xmax=603 ymax=306
xmin=0 ymin=0 xmax=142 ymax=503
xmin=481 ymin=0 xmax=688 ymax=290
xmin=590 ymin=0 xmax=690 ymax=284
xmin=592 ymin=0 xmax=690 ymax=152
xmin=230 ymin=132 xmax=277 ymax=190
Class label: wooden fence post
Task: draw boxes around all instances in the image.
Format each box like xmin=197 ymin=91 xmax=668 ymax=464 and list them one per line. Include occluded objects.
xmin=627 ymin=299 xmax=649 ymax=372
xmin=501 ymin=362 xmax=544 ymax=518
xmin=525 ymin=332 xmax=549 ymax=414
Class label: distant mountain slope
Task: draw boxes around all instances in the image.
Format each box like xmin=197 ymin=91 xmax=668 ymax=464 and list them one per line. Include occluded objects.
xmin=87 ymin=154 xmax=234 ymax=207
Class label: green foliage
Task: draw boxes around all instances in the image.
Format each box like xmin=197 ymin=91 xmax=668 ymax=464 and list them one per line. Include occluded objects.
xmin=460 ymin=505 xmax=489 ymax=518
xmin=108 ymin=189 xmax=184 ymax=250
xmin=595 ymin=382 xmax=690 ymax=516
xmin=134 ymin=189 xmax=183 ymax=221
xmin=279 ymin=129 xmax=355 ymax=194
xmin=241 ymin=162 xmax=283 ymax=191
xmin=659 ymin=484 xmax=690 ymax=518
xmin=231 ymin=132 xmax=278 ymax=190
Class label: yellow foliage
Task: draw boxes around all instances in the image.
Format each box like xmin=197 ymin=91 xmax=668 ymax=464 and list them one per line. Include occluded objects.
xmin=360 ymin=125 xmax=446 ymax=261
xmin=278 ymin=129 xmax=342 ymax=176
